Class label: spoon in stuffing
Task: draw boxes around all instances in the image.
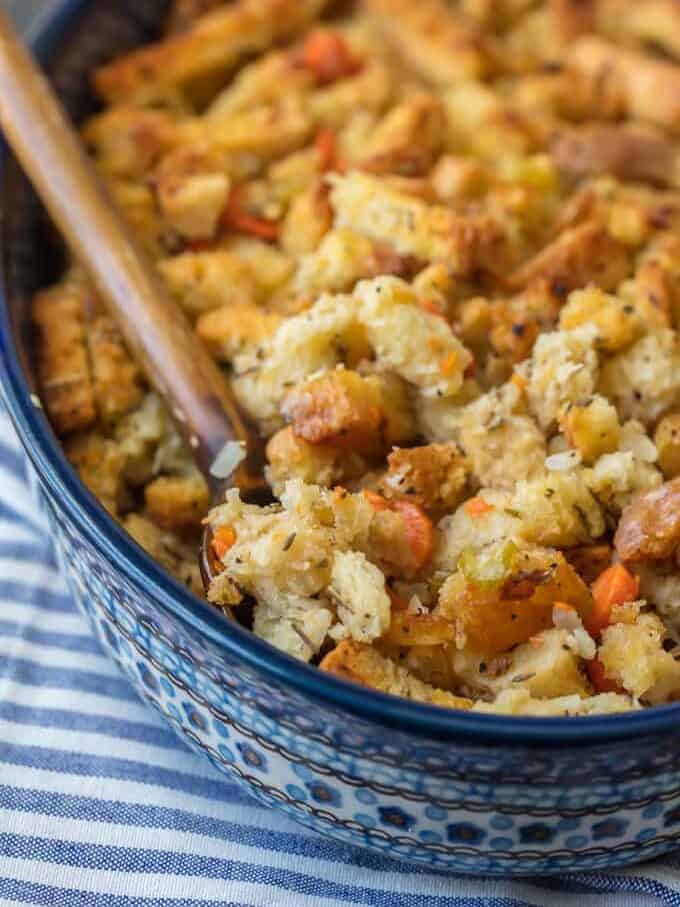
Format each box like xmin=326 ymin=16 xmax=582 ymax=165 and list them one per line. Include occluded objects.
xmin=0 ymin=10 xmax=269 ymax=594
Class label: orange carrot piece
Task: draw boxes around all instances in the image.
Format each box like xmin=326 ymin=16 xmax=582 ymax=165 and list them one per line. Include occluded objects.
xmin=299 ymin=30 xmax=361 ymax=85
xmin=464 ymin=497 xmax=494 ymax=519
xmin=387 ymin=588 xmax=409 ymax=612
xmin=586 ymin=657 xmax=623 ymax=694
xmin=212 ymin=526 xmax=237 ymax=561
xmin=587 ymin=563 xmax=639 ymax=638
xmin=363 ymin=489 xmax=390 ymax=511
xmin=439 ymin=351 xmax=458 ymax=376
xmin=222 ymin=186 xmax=280 ymax=242
xmin=315 ymin=127 xmax=339 ymax=172
xmin=391 ymin=500 xmax=435 ymax=571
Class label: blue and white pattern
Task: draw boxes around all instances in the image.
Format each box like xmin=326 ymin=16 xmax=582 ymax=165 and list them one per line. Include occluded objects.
xmin=4 ymin=411 xmax=680 ymax=905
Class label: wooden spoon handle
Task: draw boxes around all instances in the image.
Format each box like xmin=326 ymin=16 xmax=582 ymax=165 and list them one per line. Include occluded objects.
xmin=0 ymin=10 xmax=262 ymax=484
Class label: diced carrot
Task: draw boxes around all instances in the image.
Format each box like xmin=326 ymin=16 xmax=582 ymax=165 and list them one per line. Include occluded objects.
xmin=222 ymin=186 xmax=280 ymax=242
xmin=511 ymin=372 xmax=527 ymax=392
xmin=420 ymin=298 xmax=446 ymax=319
xmin=186 ymin=238 xmax=212 ymax=252
xmin=440 ymin=351 xmax=458 ymax=376
xmin=315 ymin=128 xmax=339 ymax=172
xmin=586 ymin=657 xmax=623 ymax=694
xmin=299 ymin=29 xmax=361 ymax=85
xmin=587 ymin=563 xmax=639 ymax=638
xmin=391 ymin=500 xmax=435 ymax=571
xmin=363 ymin=489 xmax=390 ymax=511
xmin=464 ymin=496 xmax=494 ymax=519
xmin=387 ymin=588 xmax=409 ymax=612
xmin=212 ymin=525 xmax=237 ymax=561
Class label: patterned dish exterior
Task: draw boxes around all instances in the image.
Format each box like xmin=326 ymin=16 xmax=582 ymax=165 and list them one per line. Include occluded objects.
xmin=3 ymin=0 xmax=680 ymax=875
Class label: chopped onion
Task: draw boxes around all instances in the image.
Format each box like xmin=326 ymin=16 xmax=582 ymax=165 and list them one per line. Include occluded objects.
xmin=545 ymin=450 xmax=582 ymax=472
xmin=210 ymin=440 xmax=247 ymax=479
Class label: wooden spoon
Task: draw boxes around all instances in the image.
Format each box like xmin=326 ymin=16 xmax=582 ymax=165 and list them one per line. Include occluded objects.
xmin=0 ymin=10 xmax=269 ymax=592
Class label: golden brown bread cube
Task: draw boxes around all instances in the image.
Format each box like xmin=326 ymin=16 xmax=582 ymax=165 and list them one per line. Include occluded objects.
xmin=33 ymin=285 xmax=96 ymax=436
xmin=559 ymin=395 xmax=621 ymax=464
xmin=320 ymin=640 xmax=472 ymax=709
xmin=124 ymin=513 xmax=203 ymax=594
xmin=359 ymin=94 xmax=444 ymax=177
xmin=64 ymin=432 xmax=127 ymax=516
xmin=615 ymin=477 xmax=680 ymax=562
xmin=196 ymin=303 xmax=283 ymax=361
xmin=159 ymin=250 xmax=258 ymax=316
xmin=377 ymin=443 xmax=469 ymax=519
xmin=281 ymin=369 xmax=384 ymax=456
xmin=82 ymin=108 xmax=180 ymax=179
xmin=438 ymin=545 xmax=594 ymax=656
xmin=509 ymin=220 xmax=630 ymax=294
xmin=559 ymin=287 xmax=643 ymax=353
xmin=266 ymin=426 xmax=369 ymax=488
xmin=166 ymin=0 xmax=224 ymax=33
xmin=564 ymin=543 xmax=613 ymax=585
xmin=154 ymin=147 xmax=230 ymax=241
xmin=94 ymin=0 xmax=327 ymax=105
xmin=144 ymin=474 xmax=210 ymax=532
xmin=86 ymin=316 xmax=145 ymax=425
xmin=655 ymin=414 xmax=680 ymax=479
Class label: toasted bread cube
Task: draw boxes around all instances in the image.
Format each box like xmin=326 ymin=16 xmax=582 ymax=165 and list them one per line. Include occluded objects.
xmin=329 ymin=171 xmax=503 ymax=275
xmin=564 ymin=543 xmax=613 ymax=585
xmin=280 ymin=179 xmax=332 ymax=256
xmin=559 ymin=395 xmax=621 ymax=464
xmin=266 ymin=426 xmax=368 ymax=489
xmin=329 ymin=550 xmax=391 ymax=642
xmin=94 ymin=0 xmax=326 ymax=104
xmin=124 ymin=513 xmax=203 ymax=593
xmin=196 ymin=303 xmax=282 ymax=361
xmin=65 ymin=432 xmax=126 ymax=516
xmin=281 ymin=368 xmax=385 ymax=456
xmin=360 ymin=94 xmax=444 ymax=176
xmin=599 ymin=612 xmax=680 ymax=702
xmin=559 ymin=287 xmax=643 ymax=352
xmin=144 ymin=474 xmax=210 ymax=531
xmin=655 ymin=413 xmax=680 ymax=478
xmin=86 ymin=316 xmax=144 ymax=425
xmin=155 ymin=148 xmax=230 ymax=240
xmin=485 ymin=628 xmax=590 ymax=699
xmin=378 ymin=442 xmax=468 ymax=518
xmin=568 ymin=36 xmax=680 ymax=131
xmin=82 ymin=107 xmax=180 ymax=178
xmin=307 ymin=59 xmax=395 ymax=129
xmin=509 ymin=220 xmax=629 ymax=294
xmin=438 ymin=545 xmax=594 ymax=656
xmin=473 ymin=688 xmax=634 ymax=715
xmin=513 ymin=471 xmax=605 ymax=547
xmin=166 ymin=0 xmax=223 ymax=33
xmin=294 ymin=229 xmax=376 ymax=296
xmin=443 ymin=81 xmax=537 ymax=161
xmin=527 ymin=327 xmax=599 ymax=430
xmin=364 ymin=0 xmax=494 ymax=84
xmin=33 ymin=285 xmax=96 ymax=435
xmin=320 ymin=640 xmax=472 ymax=709
xmin=598 ymin=330 xmax=680 ymax=426
xmin=159 ymin=250 xmax=258 ymax=316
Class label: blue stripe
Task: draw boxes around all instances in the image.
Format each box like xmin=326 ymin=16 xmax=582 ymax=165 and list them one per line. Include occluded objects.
xmin=0 ymin=784 xmax=437 ymax=876
xmin=0 ymin=619 xmax=102 ymax=655
xmin=0 ymin=581 xmax=75 ymax=612
xmin=0 ymin=702 xmax=183 ymax=751
xmin=0 ymin=843 xmax=537 ymax=907
xmin=0 ymin=442 xmax=30 ymax=483
xmin=0 ymin=656 xmax=138 ymax=701
xmin=0 ymin=541 xmax=59 ymax=568
xmin=0 ymin=499 xmax=45 ymax=537
xmin=0 ymin=878 xmax=256 ymax=907
xmin=0 ymin=742 xmax=250 ymax=804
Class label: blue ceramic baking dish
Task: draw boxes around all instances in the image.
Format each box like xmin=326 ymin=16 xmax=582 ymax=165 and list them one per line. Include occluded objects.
xmin=3 ymin=0 xmax=680 ymax=875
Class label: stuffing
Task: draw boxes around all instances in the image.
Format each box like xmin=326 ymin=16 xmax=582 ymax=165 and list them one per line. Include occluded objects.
xmin=559 ymin=287 xmax=645 ymax=353
xmin=512 ymin=471 xmax=605 ymax=547
xmin=329 ymin=171 xmax=503 ymax=275
xmin=144 ymin=474 xmax=210 ymax=532
xmin=376 ymin=443 xmax=469 ymax=519
xmin=655 ymin=413 xmax=680 ymax=479
xmin=320 ymin=640 xmax=473 ymax=709
xmin=599 ymin=612 xmax=680 ymax=703
xmin=158 ymin=250 xmax=259 ymax=316
xmin=455 ymin=382 xmax=547 ymax=490
xmin=598 ymin=330 xmax=680 ymax=426
xmin=559 ymin=395 xmax=621 ymax=464
xmin=526 ymin=327 xmax=599 ymax=430
xmin=33 ymin=284 xmax=96 ymax=435
xmin=196 ymin=303 xmax=283 ymax=362
xmin=36 ymin=0 xmax=680 ymax=716
xmin=437 ymin=543 xmax=594 ymax=655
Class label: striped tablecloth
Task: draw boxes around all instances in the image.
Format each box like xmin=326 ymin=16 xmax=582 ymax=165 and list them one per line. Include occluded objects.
xmin=4 ymin=4 xmax=680 ymax=904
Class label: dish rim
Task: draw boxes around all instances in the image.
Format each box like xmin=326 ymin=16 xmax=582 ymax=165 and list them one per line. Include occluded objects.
xmin=3 ymin=0 xmax=680 ymax=747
